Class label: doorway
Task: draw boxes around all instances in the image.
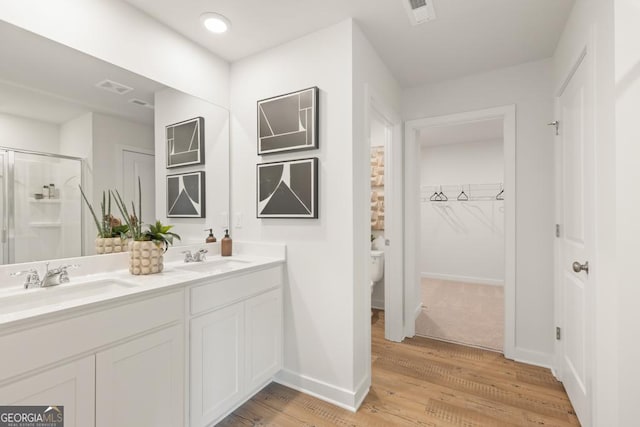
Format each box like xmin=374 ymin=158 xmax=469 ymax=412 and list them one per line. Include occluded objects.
xmin=405 ymin=105 xmax=516 ymax=357
xmin=417 ymin=119 xmax=505 ymax=351
xmin=118 ymin=146 xmax=155 ymax=226
xmin=365 ymin=87 xmax=404 ymax=347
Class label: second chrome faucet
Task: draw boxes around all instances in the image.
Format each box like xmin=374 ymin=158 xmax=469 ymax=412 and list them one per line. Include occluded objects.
xmin=183 ymin=249 xmax=208 ymax=263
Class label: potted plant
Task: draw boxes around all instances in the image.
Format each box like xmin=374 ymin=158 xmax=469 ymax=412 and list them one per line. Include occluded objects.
xmin=112 ymin=179 xmax=180 ymax=275
xmin=79 ymin=187 xmax=130 ymax=254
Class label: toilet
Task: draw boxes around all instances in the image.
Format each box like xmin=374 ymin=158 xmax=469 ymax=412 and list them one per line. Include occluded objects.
xmin=370 ymin=250 xmax=384 ymax=314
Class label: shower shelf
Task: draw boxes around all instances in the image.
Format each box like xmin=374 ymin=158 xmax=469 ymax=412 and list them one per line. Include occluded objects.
xmin=28 ymin=222 xmax=62 ymax=228
xmin=30 ymin=199 xmax=61 ymax=204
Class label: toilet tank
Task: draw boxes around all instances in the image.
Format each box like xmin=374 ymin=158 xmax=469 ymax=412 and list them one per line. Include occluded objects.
xmin=370 ymin=250 xmax=385 ymax=282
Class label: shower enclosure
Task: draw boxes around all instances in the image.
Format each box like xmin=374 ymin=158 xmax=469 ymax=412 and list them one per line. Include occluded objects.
xmin=0 ymin=148 xmax=84 ymax=265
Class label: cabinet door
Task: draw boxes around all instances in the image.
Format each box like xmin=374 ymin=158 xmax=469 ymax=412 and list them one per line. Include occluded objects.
xmin=190 ymin=302 xmax=244 ymax=427
xmin=0 ymin=356 xmax=95 ymax=427
xmin=96 ymin=325 xmax=184 ymax=427
xmin=245 ymin=288 xmax=283 ymax=392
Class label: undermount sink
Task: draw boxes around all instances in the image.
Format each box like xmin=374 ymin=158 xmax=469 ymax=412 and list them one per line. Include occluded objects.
xmin=0 ymin=279 xmax=137 ymax=315
xmin=174 ymin=258 xmax=250 ymax=274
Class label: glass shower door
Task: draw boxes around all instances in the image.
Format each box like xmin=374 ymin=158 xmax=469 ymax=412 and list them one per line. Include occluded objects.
xmin=11 ymin=152 xmax=83 ymax=264
xmin=0 ymin=151 xmax=7 ymax=265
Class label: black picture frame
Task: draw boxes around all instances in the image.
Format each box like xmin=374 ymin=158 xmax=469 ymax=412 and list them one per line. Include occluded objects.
xmin=166 ymin=117 xmax=205 ymax=168
xmin=257 ymin=87 xmax=318 ymax=155
xmin=257 ymin=158 xmax=318 ymax=219
xmin=166 ymin=171 xmax=206 ymax=218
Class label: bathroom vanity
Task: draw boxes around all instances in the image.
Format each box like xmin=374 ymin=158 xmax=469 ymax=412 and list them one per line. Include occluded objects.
xmin=0 ymin=242 xmax=285 ymax=427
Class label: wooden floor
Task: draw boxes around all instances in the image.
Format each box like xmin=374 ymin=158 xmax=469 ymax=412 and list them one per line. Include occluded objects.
xmin=219 ymin=310 xmax=579 ymax=426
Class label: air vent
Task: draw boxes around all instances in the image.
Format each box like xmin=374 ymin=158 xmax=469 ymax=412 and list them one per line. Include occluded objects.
xmin=95 ymin=79 xmax=133 ymax=95
xmin=404 ymin=0 xmax=437 ymax=25
xmin=128 ymin=98 xmax=154 ymax=109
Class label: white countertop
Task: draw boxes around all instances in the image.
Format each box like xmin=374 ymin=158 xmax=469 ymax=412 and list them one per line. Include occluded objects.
xmin=0 ymin=253 xmax=285 ymax=329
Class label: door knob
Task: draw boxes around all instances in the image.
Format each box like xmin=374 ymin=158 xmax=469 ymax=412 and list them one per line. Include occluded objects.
xmin=572 ymin=261 xmax=589 ymax=274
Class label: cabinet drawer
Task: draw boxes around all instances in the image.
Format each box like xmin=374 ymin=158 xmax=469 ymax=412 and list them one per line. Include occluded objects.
xmin=0 ymin=290 xmax=184 ymax=382
xmin=190 ymin=266 xmax=282 ymax=315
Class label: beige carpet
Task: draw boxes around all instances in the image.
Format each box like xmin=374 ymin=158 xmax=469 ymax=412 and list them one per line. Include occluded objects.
xmin=415 ymin=278 xmax=504 ymax=351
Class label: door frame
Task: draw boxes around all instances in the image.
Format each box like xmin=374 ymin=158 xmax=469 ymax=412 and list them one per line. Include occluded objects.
xmin=404 ymin=105 xmax=516 ymax=357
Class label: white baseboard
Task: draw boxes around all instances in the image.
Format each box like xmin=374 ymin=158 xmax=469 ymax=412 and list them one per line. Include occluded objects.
xmin=511 ymin=347 xmax=555 ymax=371
xmin=371 ymin=298 xmax=385 ymax=310
xmin=353 ymin=375 xmax=370 ymax=411
xmin=420 ymin=272 xmax=504 ymax=287
xmin=274 ymin=369 xmax=366 ymax=412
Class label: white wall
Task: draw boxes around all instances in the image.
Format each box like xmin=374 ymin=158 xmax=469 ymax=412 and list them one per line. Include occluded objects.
xmin=420 ymin=140 xmax=504 ymax=285
xmin=0 ymin=0 xmax=230 ymax=108
xmin=0 ymin=113 xmax=60 ymax=154
xmin=553 ymin=0 xmax=617 ymax=424
xmin=352 ymin=21 xmax=401 ymax=403
xmin=402 ymin=58 xmax=556 ymax=363
xmin=229 ymin=19 xmax=401 ymax=409
xmin=230 ymin=20 xmax=356 ymax=407
xmin=614 ymin=0 xmax=639 ymax=424
xmin=92 ymin=112 xmax=154 ymax=204
xmin=154 ymin=88 xmax=230 ymax=245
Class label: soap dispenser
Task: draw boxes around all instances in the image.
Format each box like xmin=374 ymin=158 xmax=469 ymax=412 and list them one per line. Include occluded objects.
xmin=205 ymin=228 xmax=217 ymax=243
xmin=221 ymin=229 xmax=232 ymax=257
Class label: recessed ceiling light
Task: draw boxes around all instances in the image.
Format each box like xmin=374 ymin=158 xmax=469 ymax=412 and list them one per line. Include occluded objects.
xmin=200 ymin=13 xmax=231 ymax=34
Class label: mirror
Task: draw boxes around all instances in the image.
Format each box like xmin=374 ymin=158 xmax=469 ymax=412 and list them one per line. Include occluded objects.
xmin=0 ymin=21 xmax=230 ymax=265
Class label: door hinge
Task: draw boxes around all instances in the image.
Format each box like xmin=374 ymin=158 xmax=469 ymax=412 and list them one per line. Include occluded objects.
xmin=548 ymin=120 xmax=560 ymax=136
xmin=556 ymin=327 xmax=561 ymax=340
xmin=555 ymin=224 xmax=561 ymax=238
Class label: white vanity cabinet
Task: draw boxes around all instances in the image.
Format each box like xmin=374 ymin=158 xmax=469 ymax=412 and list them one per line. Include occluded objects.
xmin=96 ymin=325 xmax=184 ymax=427
xmin=189 ymin=266 xmax=283 ymax=427
xmin=0 ymin=290 xmax=184 ymax=427
xmin=0 ymin=356 xmax=95 ymax=427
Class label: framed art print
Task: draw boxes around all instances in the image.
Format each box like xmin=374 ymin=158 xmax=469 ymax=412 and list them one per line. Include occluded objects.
xmin=257 ymin=158 xmax=318 ymax=218
xmin=166 ymin=117 xmax=205 ymax=168
xmin=167 ymin=171 xmax=206 ymax=218
xmin=257 ymin=87 xmax=318 ymax=155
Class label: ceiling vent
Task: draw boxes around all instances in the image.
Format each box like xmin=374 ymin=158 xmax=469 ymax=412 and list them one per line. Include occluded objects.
xmin=404 ymin=0 xmax=437 ymax=25
xmin=95 ymin=79 xmax=133 ymax=95
xmin=128 ymin=98 xmax=154 ymax=109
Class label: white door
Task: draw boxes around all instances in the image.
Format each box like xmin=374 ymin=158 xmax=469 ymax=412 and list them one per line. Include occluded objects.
xmin=558 ymin=54 xmax=595 ymax=426
xmin=190 ymin=302 xmax=245 ymax=427
xmin=96 ymin=325 xmax=184 ymax=427
xmin=245 ymin=288 xmax=282 ymax=391
xmin=0 ymin=356 xmax=95 ymax=427
xmin=123 ymin=150 xmax=155 ymax=225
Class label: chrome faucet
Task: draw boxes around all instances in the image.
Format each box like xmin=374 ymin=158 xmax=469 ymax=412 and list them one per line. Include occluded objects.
xmin=10 ymin=263 xmax=79 ymax=289
xmin=182 ymin=249 xmax=208 ymax=263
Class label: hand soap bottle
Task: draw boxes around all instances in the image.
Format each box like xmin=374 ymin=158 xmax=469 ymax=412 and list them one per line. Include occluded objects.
xmin=221 ymin=229 xmax=232 ymax=257
xmin=205 ymin=228 xmax=217 ymax=243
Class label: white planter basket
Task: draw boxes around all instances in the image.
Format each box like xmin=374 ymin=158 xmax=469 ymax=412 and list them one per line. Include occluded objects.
xmin=95 ymin=237 xmax=128 ymax=254
xmin=128 ymin=240 xmax=164 ymax=275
